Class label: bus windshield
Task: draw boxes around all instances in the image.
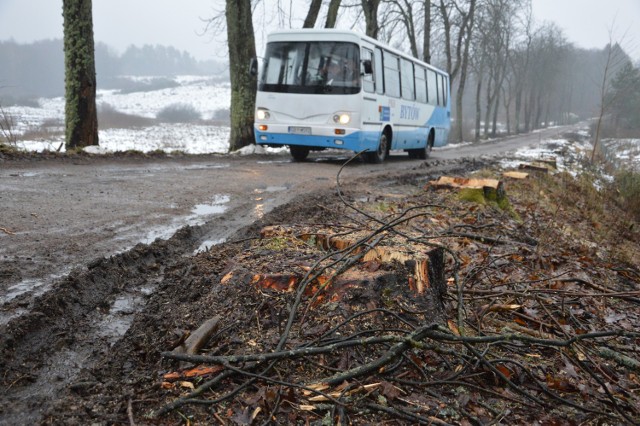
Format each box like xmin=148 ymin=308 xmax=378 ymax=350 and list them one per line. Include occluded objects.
xmin=259 ymin=41 xmax=360 ymax=95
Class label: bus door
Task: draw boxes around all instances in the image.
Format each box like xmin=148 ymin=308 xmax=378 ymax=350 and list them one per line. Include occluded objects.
xmin=360 ymin=47 xmax=384 ymax=147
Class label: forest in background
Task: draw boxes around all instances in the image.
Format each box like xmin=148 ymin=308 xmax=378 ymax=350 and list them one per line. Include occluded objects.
xmin=1 ymin=0 xmax=640 ymax=146
xmin=0 ymin=39 xmax=227 ymax=99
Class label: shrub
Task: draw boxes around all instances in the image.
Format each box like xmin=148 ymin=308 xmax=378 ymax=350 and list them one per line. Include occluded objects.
xmin=98 ymin=102 xmax=155 ymax=129
xmin=614 ymin=169 xmax=640 ymax=221
xmin=156 ymin=103 xmax=201 ymax=123
xmin=0 ymin=102 xmax=17 ymax=145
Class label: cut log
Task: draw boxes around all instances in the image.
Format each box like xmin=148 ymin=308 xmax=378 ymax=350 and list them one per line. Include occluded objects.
xmin=429 ymin=176 xmax=503 ymax=192
xmin=503 ymin=171 xmax=529 ymax=180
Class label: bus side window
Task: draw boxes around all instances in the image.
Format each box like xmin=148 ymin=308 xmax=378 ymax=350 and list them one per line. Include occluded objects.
xmin=374 ymin=47 xmax=384 ymax=95
xmin=442 ymin=75 xmax=448 ymax=105
xmin=415 ymin=67 xmax=427 ymax=103
xmin=383 ymin=51 xmax=400 ymax=98
xmin=401 ymin=58 xmax=414 ymax=100
xmin=426 ymin=69 xmax=437 ymax=105
xmin=362 ymin=48 xmax=375 ymax=93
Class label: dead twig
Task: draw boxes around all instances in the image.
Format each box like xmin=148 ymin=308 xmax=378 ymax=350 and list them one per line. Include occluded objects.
xmin=0 ymin=227 xmax=16 ymax=235
xmin=127 ymin=399 xmax=136 ymax=426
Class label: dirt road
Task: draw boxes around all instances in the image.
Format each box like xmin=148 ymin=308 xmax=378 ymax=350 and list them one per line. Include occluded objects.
xmin=0 ymin=125 xmax=569 ymax=309
xmin=0 ymin=125 xmax=576 ymax=424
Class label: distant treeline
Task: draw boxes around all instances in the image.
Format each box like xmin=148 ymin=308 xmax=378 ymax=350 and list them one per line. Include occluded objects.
xmin=0 ymin=39 xmax=227 ymax=99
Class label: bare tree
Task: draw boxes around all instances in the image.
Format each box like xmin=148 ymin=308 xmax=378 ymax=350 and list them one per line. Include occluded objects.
xmin=377 ymin=0 xmax=433 ymax=63
xmin=382 ymin=0 xmax=420 ymax=57
xmin=517 ymin=24 xmax=568 ymax=132
xmin=423 ymin=0 xmax=432 ymax=63
xmin=62 ymin=0 xmax=98 ymax=150
xmin=509 ymin=3 xmax=534 ymax=134
xmin=436 ymin=0 xmax=477 ymax=142
xmin=226 ymin=0 xmax=257 ymax=151
xmin=361 ymin=0 xmax=382 ymax=37
xmin=303 ymin=0 xmax=324 ymax=27
xmin=325 ymin=0 xmax=342 ymax=27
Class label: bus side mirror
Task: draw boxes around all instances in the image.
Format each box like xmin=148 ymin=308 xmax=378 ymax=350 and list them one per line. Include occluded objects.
xmin=249 ymin=57 xmax=258 ymax=77
xmin=362 ymin=60 xmax=373 ymax=75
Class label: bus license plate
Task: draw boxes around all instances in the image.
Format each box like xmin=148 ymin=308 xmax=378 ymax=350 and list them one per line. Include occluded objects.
xmin=288 ymin=126 xmax=311 ymax=135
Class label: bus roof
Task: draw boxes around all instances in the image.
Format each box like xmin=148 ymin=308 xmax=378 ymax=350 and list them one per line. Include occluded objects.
xmin=265 ymin=29 xmax=448 ymax=76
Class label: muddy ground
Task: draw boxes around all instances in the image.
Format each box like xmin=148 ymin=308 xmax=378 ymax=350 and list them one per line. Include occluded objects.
xmin=0 ymin=147 xmax=482 ymax=424
xmin=1 ymin=126 xmax=638 ymax=425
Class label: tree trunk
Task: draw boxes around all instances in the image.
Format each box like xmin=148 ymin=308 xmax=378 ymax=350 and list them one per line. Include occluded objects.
xmin=491 ymin=89 xmax=500 ymax=137
xmin=226 ymin=0 xmax=257 ymax=152
xmin=474 ymin=75 xmax=482 ymax=142
xmin=422 ymin=0 xmax=431 ymax=63
xmin=502 ymin=86 xmax=511 ymax=134
xmin=524 ymin=91 xmax=534 ymax=132
xmin=483 ymin=76 xmax=492 ymax=137
xmin=303 ymin=0 xmax=323 ymax=28
xmin=63 ymin=0 xmax=98 ymax=150
xmin=325 ymin=0 xmax=342 ymax=28
xmin=514 ymin=87 xmax=522 ymax=133
xmin=401 ymin=2 xmax=419 ymax=58
xmin=534 ymin=92 xmax=543 ymax=130
xmin=453 ymin=0 xmax=477 ymax=143
xmin=361 ymin=0 xmax=381 ymax=38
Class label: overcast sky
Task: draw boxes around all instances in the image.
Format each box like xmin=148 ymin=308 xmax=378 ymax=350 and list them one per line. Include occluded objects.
xmin=0 ymin=0 xmax=638 ymax=61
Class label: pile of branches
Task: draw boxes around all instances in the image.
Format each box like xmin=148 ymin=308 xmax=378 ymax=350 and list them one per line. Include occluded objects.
xmin=156 ymin=162 xmax=640 ymax=424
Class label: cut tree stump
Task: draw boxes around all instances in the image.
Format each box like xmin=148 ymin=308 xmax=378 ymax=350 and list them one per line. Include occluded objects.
xmin=503 ymin=171 xmax=529 ymax=180
xmin=518 ymin=163 xmax=551 ymax=173
xmin=428 ymin=176 xmax=508 ymax=207
xmin=226 ymin=225 xmax=447 ymax=315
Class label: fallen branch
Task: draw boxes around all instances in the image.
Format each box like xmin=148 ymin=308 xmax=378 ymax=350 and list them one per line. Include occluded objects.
xmin=162 ymin=334 xmax=406 ymax=365
xmin=598 ymin=347 xmax=640 ymax=372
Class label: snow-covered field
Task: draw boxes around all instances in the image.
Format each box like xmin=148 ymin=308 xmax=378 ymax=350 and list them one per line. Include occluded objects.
xmin=5 ymin=75 xmax=234 ymax=154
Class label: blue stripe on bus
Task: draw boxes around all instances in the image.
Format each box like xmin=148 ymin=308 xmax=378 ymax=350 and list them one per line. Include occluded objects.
xmin=255 ymin=130 xmax=379 ymax=152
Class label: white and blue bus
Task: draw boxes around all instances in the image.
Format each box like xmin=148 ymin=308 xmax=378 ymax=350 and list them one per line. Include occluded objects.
xmin=252 ymin=29 xmax=450 ymax=163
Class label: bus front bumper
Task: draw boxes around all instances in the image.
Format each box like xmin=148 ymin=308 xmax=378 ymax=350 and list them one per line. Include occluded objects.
xmin=254 ymin=126 xmax=377 ymax=152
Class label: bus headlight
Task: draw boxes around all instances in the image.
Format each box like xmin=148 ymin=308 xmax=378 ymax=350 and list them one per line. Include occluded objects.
xmin=256 ymin=108 xmax=270 ymax=120
xmin=333 ymin=113 xmax=351 ymax=125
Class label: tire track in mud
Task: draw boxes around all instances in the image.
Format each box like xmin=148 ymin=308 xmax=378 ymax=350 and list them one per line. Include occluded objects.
xmin=0 ymin=192 xmax=300 ymax=424
xmin=0 ymin=226 xmax=198 ymax=424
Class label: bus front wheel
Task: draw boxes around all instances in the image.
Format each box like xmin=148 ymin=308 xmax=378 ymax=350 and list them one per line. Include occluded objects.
xmin=289 ymin=146 xmax=310 ymax=161
xmin=365 ymin=132 xmax=388 ymax=164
